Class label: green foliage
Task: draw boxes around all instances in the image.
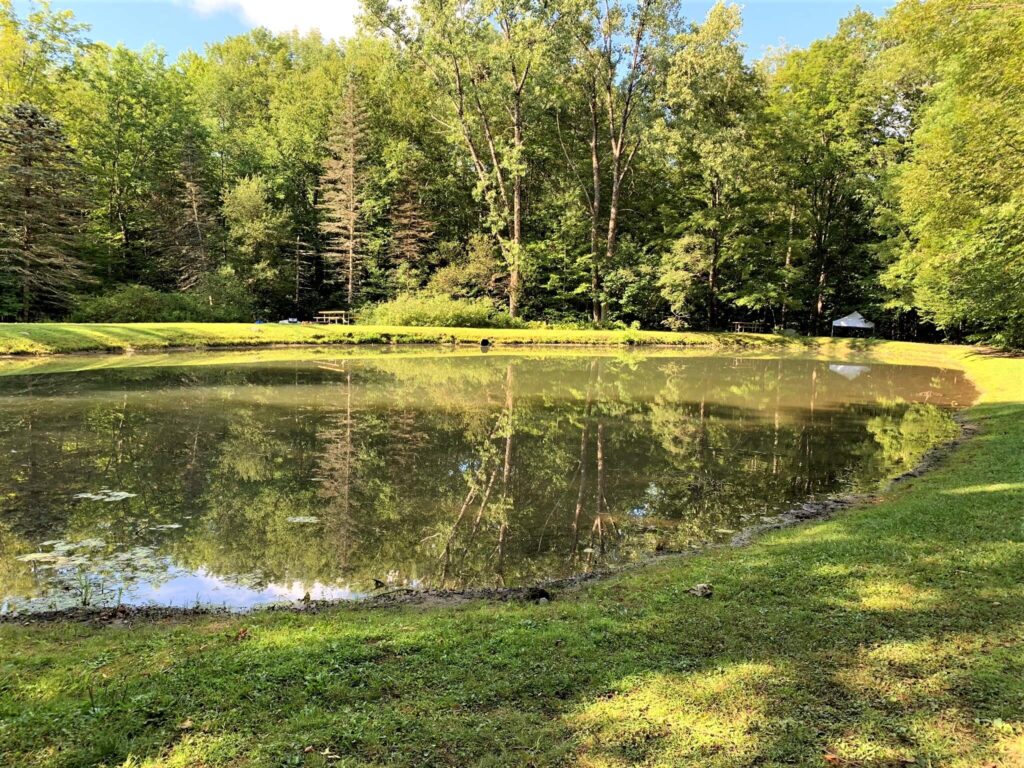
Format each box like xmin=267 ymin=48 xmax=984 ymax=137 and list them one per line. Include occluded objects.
xmin=72 ymin=283 xmax=252 ymax=323
xmin=760 ymin=10 xmax=889 ymax=333
xmin=882 ymin=0 xmax=1024 ymax=347
xmin=189 ymin=269 xmax=256 ymax=322
xmin=0 ymin=0 xmax=1019 ymax=345
xmin=427 ymin=235 xmax=506 ymax=302
xmin=0 ymin=103 xmax=85 ymax=319
xmin=357 ymin=294 xmax=520 ymax=329
xmin=0 ymin=0 xmax=88 ymax=109
xmin=222 ymin=175 xmax=289 ymax=269
xmin=659 ymin=235 xmax=714 ymax=329
xmin=72 ymin=286 xmax=197 ymax=322
xmin=62 ymin=44 xmax=207 ymax=286
xmin=660 ymin=3 xmax=762 ymax=328
xmin=221 ymin=175 xmax=292 ymax=313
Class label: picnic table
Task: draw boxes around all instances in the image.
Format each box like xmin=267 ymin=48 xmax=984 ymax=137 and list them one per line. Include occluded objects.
xmin=313 ymin=310 xmax=352 ymax=325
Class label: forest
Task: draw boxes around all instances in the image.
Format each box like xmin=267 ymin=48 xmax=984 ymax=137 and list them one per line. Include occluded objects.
xmin=0 ymin=0 xmax=1021 ymax=345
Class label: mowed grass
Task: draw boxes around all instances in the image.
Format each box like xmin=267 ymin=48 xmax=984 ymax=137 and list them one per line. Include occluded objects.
xmin=0 ymin=343 xmax=1022 ymax=767
xmin=0 ymin=322 xmax=809 ymax=356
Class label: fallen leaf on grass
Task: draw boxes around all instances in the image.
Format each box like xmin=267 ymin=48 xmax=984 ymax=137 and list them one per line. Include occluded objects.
xmin=824 ymin=754 xmax=861 ymax=767
xmin=303 ymin=746 xmax=341 ymax=761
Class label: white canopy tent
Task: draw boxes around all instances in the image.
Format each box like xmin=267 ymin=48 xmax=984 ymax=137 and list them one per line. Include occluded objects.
xmin=831 ymin=311 xmax=875 ymax=337
xmin=829 ymin=364 xmax=871 ymax=380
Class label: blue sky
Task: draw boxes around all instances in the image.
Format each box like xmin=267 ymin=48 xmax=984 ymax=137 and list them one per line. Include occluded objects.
xmin=16 ymin=0 xmax=896 ymax=60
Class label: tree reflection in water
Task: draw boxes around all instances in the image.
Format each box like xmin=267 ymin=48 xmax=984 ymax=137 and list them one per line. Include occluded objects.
xmin=0 ymin=352 xmax=972 ymax=612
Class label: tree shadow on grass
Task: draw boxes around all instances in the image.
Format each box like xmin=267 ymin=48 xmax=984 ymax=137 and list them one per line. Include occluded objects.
xmin=0 ymin=323 xmax=262 ymax=355
xmin=0 ymin=324 xmax=175 ymax=353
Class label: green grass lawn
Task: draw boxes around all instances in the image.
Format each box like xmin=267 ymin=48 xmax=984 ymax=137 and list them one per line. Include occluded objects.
xmin=1 ymin=343 xmax=1022 ymax=767
xmin=0 ymin=322 xmax=812 ymax=356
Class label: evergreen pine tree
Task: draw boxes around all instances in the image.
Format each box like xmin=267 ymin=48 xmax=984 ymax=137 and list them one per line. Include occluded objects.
xmin=0 ymin=103 xmax=85 ymax=320
xmin=319 ymin=83 xmax=367 ymax=308
xmin=389 ymin=178 xmax=433 ymax=267
xmin=166 ymin=128 xmax=218 ymax=290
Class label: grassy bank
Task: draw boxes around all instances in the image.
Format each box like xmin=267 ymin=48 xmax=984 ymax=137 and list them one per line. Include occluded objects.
xmin=1 ymin=344 xmax=1022 ymax=768
xmin=0 ymin=322 xmax=809 ymax=356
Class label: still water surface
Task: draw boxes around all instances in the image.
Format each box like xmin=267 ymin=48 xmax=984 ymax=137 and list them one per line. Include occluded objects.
xmin=0 ymin=349 xmax=974 ymax=613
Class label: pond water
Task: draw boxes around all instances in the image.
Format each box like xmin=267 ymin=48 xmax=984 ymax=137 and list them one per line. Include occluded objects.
xmin=0 ymin=349 xmax=974 ymax=614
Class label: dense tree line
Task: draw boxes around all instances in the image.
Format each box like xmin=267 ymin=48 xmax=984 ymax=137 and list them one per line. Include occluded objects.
xmin=0 ymin=0 xmax=1020 ymax=344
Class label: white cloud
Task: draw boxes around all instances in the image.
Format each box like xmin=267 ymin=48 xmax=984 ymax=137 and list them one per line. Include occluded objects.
xmin=189 ymin=0 xmax=362 ymax=39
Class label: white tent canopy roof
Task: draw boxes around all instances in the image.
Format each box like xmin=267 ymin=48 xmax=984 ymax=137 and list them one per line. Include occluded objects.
xmin=832 ymin=311 xmax=875 ymax=329
xmin=829 ymin=364 xmax=871 ymax=380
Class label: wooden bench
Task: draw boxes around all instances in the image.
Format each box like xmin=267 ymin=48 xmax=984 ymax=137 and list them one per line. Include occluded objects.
xmin=313 ymin=310 xmax=352 ymax=325
xmin=732 ymin=321 xmax=766 ymax=334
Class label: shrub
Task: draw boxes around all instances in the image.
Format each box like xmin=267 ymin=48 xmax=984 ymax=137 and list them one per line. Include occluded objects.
xmin=189 ymin=270 xmax=254 ymax=322
xmin=357 ymin=294 xmax=519 ymax=328
xmin=426 ymin=235 xmax=505 ymax=301
xmin=72 ymin=280 xmax=253 ymax=323
xmin=72 ymin=286 xmax=196 ymax=323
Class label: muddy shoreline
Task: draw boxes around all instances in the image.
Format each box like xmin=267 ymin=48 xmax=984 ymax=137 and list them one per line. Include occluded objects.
xmin=1 ymin=413 xmax=977 ymax=627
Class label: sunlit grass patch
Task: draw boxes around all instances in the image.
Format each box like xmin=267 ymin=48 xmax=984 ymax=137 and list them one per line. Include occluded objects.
xmin=826 ymin=714 xmax=977 ymax=767
xmin=945 ymin=482 xmax=1024 ymax=495
xmin=994 ymin=728 xmax=1024 ymax=768
xmin=0 ymin=322 xmax=810 ymax=356
xmin=853 ymin=579 xmax=941 ymax=612
xmin=570 ymin=663 xmax=778 ymax=767
xmin=132 ymin=731 xmax=248 ymax=768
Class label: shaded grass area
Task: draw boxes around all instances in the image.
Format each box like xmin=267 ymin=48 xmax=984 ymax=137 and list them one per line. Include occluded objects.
xmin=1 ymin=345 xmax=1022 ymax=767
xmin=0 ymin=322 xmax=806 ymax=356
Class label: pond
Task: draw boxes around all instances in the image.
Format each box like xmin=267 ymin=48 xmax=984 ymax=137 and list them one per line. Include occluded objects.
xmin=0 ymin=348 xmax=975 ymax=614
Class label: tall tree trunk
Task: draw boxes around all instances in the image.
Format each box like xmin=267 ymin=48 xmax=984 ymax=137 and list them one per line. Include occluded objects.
xmin=599 ymin=0 xmax=652 ymax=322
xmin=709 ymin=228 xmax=721 ymax=329
xmin=708 ymin=181 xmax=721 ymax=328
xmin=21 ymin=160 xmax=31 ymax=322
xmin=603 ymin=171 xmax=621 ymax=320
xmin=347 ymin=129 xmax=357 ymax=308
xmin=815 ymin=261 xmax=827 ymax=334
xmin=589 ymin=91 xmax=603 ymax=324
xmin=509 ymin=100 xmax=524 ymax=319
xmin=781 ymin=203 xmax=796 ymax=327
xmin=294 ymin=236 xmax=302 ymax=309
